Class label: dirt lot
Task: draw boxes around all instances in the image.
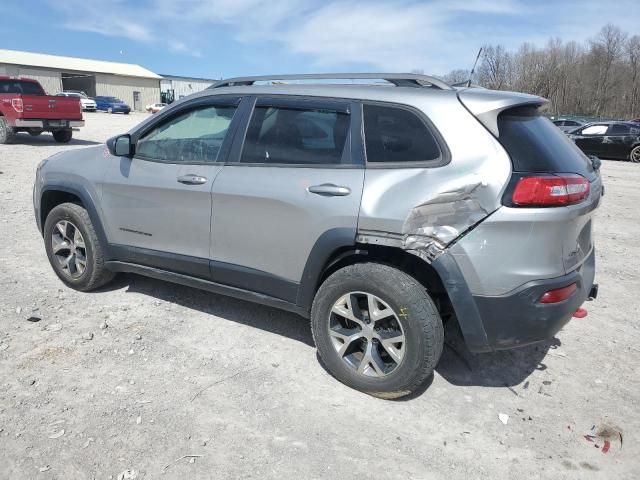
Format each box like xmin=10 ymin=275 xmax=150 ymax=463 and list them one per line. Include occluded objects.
xmin=0 ymin=112 xmax=639 ymax=479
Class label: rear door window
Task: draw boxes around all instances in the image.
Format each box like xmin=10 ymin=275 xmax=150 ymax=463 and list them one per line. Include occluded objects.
xmin=363 ymin=104 xmax=441 ymax=163
xmin=497 ymin=107 xmax=593 ymax=176
xmin=240 ymin=104 xmax=350 ymax=165
xmin=607 ymin=124 xmax=630 ymax=135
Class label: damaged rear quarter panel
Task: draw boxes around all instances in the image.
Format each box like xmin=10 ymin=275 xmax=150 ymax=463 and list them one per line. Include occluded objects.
xmin=357 ymin=96 xmax=512 ymax=262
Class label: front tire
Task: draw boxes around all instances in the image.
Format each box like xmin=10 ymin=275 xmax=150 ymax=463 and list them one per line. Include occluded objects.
xmin=44 ymin=203 xmax=115 ymax=291
xmin=53 ymin=129 xmax=72 ymax=143
xmin=630 ymin=145 xmax=640 ymax=163
xmin=311 ymin=263 xmax=444 ymax=399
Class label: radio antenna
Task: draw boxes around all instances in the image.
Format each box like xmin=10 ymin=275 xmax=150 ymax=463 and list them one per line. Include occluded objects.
xmin=467 ymin=47 xmax=483 ymax=87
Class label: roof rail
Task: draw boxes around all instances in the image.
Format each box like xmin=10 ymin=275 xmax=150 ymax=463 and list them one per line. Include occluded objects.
xmin=209 ymin=73 xmax=453 ymax=90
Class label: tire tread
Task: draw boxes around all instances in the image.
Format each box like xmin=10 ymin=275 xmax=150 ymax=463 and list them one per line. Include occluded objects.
xmin=311 ymin=262 xmax=444 ymax=399
xmin=45 ymin=202 xmax=114 ymax=291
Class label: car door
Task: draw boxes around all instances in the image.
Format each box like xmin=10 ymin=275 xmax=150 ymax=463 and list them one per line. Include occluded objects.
xmin=100 ymin=96 xmax=242 ymax=278
xmin=209 ymin=96 xmax=364 ymax=304
xmin=604 ymin=123 xmax=632 ymax=159
xmin=572 ymin=124 xmax=608 ymax=155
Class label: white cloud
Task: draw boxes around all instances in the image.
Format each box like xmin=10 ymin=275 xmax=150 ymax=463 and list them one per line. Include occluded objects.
xmin=63 ymin=20 xmax=154 ymax=43
xmin=168 ymin=40 xmax=203 ymax=58
xmin=49 ymin=0 xmax=640 ymax=73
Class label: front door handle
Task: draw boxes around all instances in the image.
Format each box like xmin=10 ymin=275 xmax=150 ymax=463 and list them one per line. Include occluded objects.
xmin=308 ymin=183 xmax=351 ymax=196
xmin=177 ymin=174 xmax=207 ymax=185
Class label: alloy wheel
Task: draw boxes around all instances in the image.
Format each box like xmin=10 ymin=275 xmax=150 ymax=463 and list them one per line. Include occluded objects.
xmin=51 ymin=220 xmax=87 ymax=278
xmin=631 ymin=147 xmax=640 ymax=163
xmin=328 ymin=292 xmax=406 ymax=378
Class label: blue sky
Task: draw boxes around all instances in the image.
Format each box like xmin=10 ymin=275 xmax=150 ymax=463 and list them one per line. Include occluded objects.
xmin=0 ymin=0 xmax=637 ymax=79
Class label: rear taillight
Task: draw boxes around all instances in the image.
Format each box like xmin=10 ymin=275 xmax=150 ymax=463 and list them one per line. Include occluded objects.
xmin=512 ymin=175 xmax=589 ymax=207
xmin=539 ymin=283 xmax=578 ymax=304
xmin=11 ymin=98 xmax=23 ymax=113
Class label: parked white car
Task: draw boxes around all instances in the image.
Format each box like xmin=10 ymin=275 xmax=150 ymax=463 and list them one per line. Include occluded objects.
xmin=56 ymin=91 xmax=97 ymax=111
xmin=146 ymin=103 xmax=167 ymax=113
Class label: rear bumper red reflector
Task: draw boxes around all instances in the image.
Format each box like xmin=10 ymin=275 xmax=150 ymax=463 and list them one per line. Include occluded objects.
xmin=539 ymin=283 xmax=578 ymax=304
xmin=573 ymin=308 xmax=588 ymax=318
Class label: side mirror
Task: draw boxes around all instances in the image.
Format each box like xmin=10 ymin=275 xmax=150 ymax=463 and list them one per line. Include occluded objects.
xmin=106 ymin=134 xmax=134 ymax=157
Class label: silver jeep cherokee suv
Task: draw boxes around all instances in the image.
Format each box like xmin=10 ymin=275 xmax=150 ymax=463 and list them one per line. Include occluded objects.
xmin=34 ymin=74 xmax=601 ymax=398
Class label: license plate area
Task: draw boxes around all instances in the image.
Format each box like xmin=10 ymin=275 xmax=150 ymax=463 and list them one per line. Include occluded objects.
xmin=48 ymin=120 xmax=68 ymax=127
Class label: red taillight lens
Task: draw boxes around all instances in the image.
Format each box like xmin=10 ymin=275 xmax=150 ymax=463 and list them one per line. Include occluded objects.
xmin=539 ymin=283 xmax=577 ymax=304
xmin=512 ymin=175 xmax=589 ymax=207
xmin=11 ymin=98 xmax=23 ymax=113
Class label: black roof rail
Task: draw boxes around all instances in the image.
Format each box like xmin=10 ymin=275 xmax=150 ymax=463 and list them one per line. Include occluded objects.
xmin=209 ymin=73 xmax=453 ymax=90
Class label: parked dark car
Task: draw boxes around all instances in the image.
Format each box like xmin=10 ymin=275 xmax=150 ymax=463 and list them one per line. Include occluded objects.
xmin=94 ymin=96 xmax=131 ymax=114
xmin=567 ymin=122 xmax=640 ymax=162
xmin=553 ymin=118 xmax=585 ymax=133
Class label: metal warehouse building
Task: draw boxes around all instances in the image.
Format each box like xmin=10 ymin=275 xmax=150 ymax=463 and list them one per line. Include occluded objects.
xmin=160 ymin=74 xmax=218 ymax=102
xmin=0 ymin=49 xmax=161 ymax=111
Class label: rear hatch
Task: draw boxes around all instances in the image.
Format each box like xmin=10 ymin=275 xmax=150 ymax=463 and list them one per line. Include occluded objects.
xmin=495 ymin=106 xmax=601 ymax=273
xmin=458 ymin=89 xmax=602 ymax=275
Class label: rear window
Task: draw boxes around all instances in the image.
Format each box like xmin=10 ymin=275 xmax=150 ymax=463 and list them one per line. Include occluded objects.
xmin=0 ymin=80 xmax=44 ymax=95
xmin=498 ymin=107 xmax=593 ymax=176
xmin=608 ymin=124 xmax=631 ymax=135
xmin=363 ymin=104 xmax=441 ymax=163
xmin=240 ymin=106 xmax=350 ymax=165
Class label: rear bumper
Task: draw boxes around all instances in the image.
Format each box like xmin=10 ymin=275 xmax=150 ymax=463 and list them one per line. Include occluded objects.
xmin=432 ymin=248 xmax=596 ymax=352
xmin=14 ymin=119 xmax=85 ymax=129
xmin=473 ymin=248 xmax=595 ymax=349
xmin=100 ymin=106 xmax=130 ymax=113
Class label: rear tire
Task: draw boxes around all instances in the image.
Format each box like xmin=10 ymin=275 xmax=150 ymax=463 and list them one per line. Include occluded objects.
xmin=44 ymin=203 xmax=115 ymax=291
xmin=311 ymin=263 xmax=444 ymax=399
xmin=53 ymin=129 xmax=72 ymax=143
xmin=0 ymin=117 xmax=15 ymax=144
xmin=630 ymin=146 xmax=640 ymax=163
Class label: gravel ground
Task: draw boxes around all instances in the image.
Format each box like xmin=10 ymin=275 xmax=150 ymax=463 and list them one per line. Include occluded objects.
xmin=0 ymin=112 xmax=639 ymax=479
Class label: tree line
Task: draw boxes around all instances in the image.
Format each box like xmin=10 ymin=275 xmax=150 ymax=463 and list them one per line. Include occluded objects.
xmin=442 ymin=24 xmax=640 ymax=119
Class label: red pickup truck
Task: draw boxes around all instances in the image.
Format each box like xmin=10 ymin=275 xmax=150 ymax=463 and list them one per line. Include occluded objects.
xmin=0 ymin=76 xmax=84 ymax=144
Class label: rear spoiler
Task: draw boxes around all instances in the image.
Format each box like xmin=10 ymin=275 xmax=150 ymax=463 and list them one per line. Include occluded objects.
xmin=457 ymin=89 xmax=548 ymax=137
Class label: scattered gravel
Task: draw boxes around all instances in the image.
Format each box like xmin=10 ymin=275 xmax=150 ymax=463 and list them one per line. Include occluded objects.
xmin=0 ymin=112 xmax=638 ymax=478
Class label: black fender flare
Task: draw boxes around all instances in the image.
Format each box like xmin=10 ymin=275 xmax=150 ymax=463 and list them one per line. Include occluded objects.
xmin=40 ymin=183 xmax=111 ymax=258
xmin=430 ymin=250 xmax=492 ymax=353
xmin=296 ymin=227 xmax=358 ymax=314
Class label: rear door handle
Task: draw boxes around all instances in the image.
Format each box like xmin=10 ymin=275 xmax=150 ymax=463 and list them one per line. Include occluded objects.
xmin=308 ymin=183 xmax=351 ymax=196
xmin=177 ymin=174 xmax=208 ymax=185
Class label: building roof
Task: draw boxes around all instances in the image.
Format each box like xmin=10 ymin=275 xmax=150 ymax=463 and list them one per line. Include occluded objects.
xmin=160 ymin=74 xmax=219 ymax=83
xmin=0 ymin=49 xmax=161 ymax=79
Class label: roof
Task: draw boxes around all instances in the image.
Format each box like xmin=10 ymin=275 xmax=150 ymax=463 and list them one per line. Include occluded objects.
xmin=0 ymin=49 xmax=161 ymax=79
xmin=210 ymin=73 xmax=452 ymax=90
xmin=191 ymin=82 xmax=456 ymax=103
xmin=188 ymin=81 xmax=540 ymax=107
